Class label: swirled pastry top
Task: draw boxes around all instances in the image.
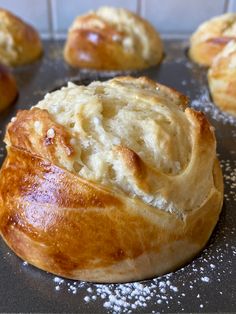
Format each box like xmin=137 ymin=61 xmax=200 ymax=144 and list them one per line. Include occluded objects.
xmin=208 ymin=40 xmax=236 ymax=116
xmin=6 ymin=77 xmax=216 ymax=217
xmin=0 ymin=8 xmax=42 ymax=66
xmin=1 ymin=76 xmax=223 ymax=282
xmin=64 ymin=7 xmax=163 ymax=70
xmin=189 ymin=13 xmax=236 ymax=66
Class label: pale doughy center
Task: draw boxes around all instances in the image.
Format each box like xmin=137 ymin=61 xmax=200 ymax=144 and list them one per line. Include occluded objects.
xmin=36 ymin=80 xmax=214 ymax=216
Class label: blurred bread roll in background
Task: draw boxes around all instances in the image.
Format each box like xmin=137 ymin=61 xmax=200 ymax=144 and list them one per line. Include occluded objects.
xmin=189 ymin=13 xmax=236 ymax=66
xmin=0 ymin=63 xmax=18 ymax=111
xmin=208 ymin=40 xmax=236 ymax=116
xmin=0 ymin=8 xmax=42 ymax=66
xmin=0 ymin=76 xmax=223 ymax=282
xmin=64 ymin=7 xmax=163 ymax=70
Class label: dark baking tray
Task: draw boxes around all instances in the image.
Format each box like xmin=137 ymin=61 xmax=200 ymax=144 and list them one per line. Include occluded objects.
xmin=0 ymin=39 xmax=236 ymax=313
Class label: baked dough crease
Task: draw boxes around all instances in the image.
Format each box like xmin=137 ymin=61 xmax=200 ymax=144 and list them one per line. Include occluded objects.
xmin=0 ymin=77 xmax=223 ymax=283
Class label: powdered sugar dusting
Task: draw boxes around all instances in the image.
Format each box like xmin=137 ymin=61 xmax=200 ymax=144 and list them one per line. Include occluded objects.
xmin=191 ymin=85 xmax=236 ymax=125
xmin=48 ymin=229 xmax=235 ymax=313
xmin=201 ymin=276 xmax=210 ymax=283
xmin=221 ymin=159 xmax=236 ymax=202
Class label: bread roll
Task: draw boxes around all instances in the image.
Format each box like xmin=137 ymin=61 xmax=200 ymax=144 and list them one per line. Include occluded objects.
xmin=0 ymin=63 xmax=18 ymax=111
xmin=0 ymin=8 xmax=42 ymax=66
xmin=189 ymin=13 xmax=236 ymax=66
xmin=64 ymin=7 xmax=163 ymax=70
xmin=0 ymin=77 xmax=223 ymax=283
xmin=208 ymin=40 xmax=236 ymax=116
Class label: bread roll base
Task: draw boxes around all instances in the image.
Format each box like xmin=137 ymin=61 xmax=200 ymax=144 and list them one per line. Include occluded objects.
xmin=0 ymin=8 xmax=42 ymax=66
xmin=0 ymin=77 xmax=223 ymax=283
xmin=64 ymin=7 xmax=163 ymax=70
xmin=189 ymin=13 xmax=236 ymax=66
xmin=0 ymin=147 xmax=223 ymax=283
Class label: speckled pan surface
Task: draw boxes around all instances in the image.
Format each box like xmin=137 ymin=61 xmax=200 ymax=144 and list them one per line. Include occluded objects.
xmin=0 ymin=40 xmax=235 ymax=313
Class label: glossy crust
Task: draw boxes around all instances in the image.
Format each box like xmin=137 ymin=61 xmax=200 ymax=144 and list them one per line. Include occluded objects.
xmin=0 ymin=77 xmax=223 ymax=283
xmin=0 ymin=8 xmax=42 ymax=66
xmin=189 ymin=13 xmax=236 ymax=66
xmin=208 ymin=40 xmax=236 ymax=116
xmin=64 ymin=7 xmax=163 ymax=70
xmin=0 ymin=63 xmax=18 ymax=111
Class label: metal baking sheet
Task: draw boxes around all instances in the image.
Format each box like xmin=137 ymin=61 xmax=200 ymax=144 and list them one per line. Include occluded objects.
xmin=0 ymin=39 xmax=235 ymax=313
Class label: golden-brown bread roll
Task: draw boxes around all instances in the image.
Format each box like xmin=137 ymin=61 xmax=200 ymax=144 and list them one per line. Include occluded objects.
xmin=208 ymin=40 xmax=236 ymax=116
xmin=64 ymin=7 xmax=163 ymax=70
xmin=0 ymin=77 xmax=223 ymax=283
xmin=0 ymin=63 xmax=18 ymax=111
xmin=189 ymin=13 xmax=236 ymax=66
xmin=0 ymin=8 xmax=42 ymax=66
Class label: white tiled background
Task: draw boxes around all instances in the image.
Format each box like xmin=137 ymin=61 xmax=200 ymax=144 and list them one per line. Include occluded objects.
xmin=0 ymin=0 xmax=235 ymax=38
